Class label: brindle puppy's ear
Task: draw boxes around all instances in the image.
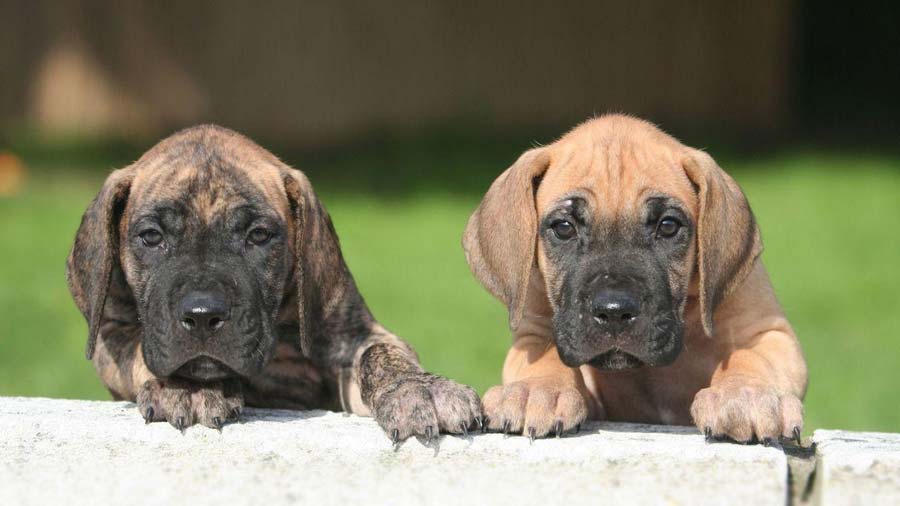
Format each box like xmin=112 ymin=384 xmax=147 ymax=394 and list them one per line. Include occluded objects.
xmin=683 ymin=149 xmax=762 ymax=337
xmin=463 ymin=148 xmax=550 ymax=330
xmin=66 ymin=167 xmax=135 ymax=359
xmin=281 ymin=169 xmax=371 ymax=364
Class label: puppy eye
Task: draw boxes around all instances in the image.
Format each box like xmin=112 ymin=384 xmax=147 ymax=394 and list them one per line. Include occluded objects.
xmin=657 ymin=217 xmax=681 ymax=238
xmin=139 ymin=229 xmax=164 ymax=247
xmin=247 ymin=227 xmax=273 ymax=246
xmin=551 ymin=220 xmax=577 ymax=240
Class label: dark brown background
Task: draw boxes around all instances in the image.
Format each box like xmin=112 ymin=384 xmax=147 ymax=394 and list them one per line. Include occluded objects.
xmin=2 ymin=0 xmax=896 ymax=146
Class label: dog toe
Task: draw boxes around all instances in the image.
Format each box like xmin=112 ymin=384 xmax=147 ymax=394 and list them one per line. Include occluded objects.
xmin=428 ymin=377 xmax=481 ymax=435
xmin=691 ymin=380 xmax=801 ymax=445
xmin=483 ymin=380 xmax=589 ymax=438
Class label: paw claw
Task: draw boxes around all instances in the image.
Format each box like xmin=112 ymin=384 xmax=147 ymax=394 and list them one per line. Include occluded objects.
xmin=176 ymin=417 xmax=186 ymax=434
xmin=762 ymin=437 xmax=775 ymax=447
xmin=528 ymin=427 xmax=536 ymax=443
xmin=390 ymin=428 xmax=403 ymax=451
xmin=213 ymin=417 xmax=223 ymax=431
xmin=230 ymin=406 xmax=242 ymax=420
xmin=424 ymin=425 xmax=435 ymax=445
xmin=555 ymin=420 xmax=563 ymax=438
xmin=144 ymin=407 xmax=154 ymax=424
xmin=460 ymin=422 xmax=469 ymax=437
xmin=474 ymin=416 xmax=484 ymax=431
xmin=793 ymin=426 xmax=803 ymax=446
xmin=502 ymin=419 xmax=511 ymax=436
xmin=704 ymin=427 xmax=713 ymax=443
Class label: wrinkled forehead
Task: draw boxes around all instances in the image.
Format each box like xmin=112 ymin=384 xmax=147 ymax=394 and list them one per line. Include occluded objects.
xmin=126 ymin=146 xmax=289 ymax=224
xmin=535 ymin=132 xmax=697 ymax=217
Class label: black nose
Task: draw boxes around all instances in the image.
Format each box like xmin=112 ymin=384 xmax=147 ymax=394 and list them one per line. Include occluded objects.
xmin=591 ymin=288 xmax=641 ymax=332
xmin=178 ymin=291 xmax=230 ymax=336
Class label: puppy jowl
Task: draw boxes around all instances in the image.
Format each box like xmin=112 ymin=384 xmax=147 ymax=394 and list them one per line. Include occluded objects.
xmin=464 ymin=114 xmax=807 ymax=443
xmin=68 ymin=124 xmax=480 ymax=441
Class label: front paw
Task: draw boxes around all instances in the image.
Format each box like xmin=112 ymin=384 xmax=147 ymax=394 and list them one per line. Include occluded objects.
xmin=691 ymin=378 xmax=803 ymax=444
xmin=482 ymin=379 xmax=589 ymax=439
xmin=371 ymin=373 xmax=481 ymax=444
xmin=136 ymin=378 xmax=244 ymax=431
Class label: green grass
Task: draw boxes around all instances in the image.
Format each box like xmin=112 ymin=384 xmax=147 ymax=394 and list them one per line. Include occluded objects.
xmin=1 ymin=144 xmax=898 ymax=434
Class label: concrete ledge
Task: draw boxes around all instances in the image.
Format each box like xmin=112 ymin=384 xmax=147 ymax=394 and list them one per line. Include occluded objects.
xmin=813 ymin=429 xmax=900 ymax=506
xmin=0 ymin=397 xmax=894 ymax=506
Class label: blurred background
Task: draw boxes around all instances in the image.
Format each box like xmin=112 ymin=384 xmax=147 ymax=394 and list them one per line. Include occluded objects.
xmin=0 ymin=0 xmax=898 ymax=433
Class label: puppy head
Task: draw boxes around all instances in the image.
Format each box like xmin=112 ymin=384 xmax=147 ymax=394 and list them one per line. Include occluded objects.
xmin=464 ymin=115 xmax=761 ymax=370
xmin=67 ymin=125 xmax=355 ymax=380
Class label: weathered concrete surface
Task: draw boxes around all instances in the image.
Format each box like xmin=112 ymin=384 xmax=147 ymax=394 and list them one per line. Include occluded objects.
xmin=0 ymin=397 xmax=789 ymax=506
xmin=812 ymin=429 xmax=900 ymax=506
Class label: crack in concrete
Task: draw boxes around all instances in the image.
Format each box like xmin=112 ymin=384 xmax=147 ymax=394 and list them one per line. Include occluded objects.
xmin=785 ymin=439 xmax=818 ymax=505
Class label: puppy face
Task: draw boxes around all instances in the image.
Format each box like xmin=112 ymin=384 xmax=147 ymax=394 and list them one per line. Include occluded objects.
xmin=533 ymin=130 xmax=698 ymax=369
xmin=464 ymin=115 xmax=761 ymax=372
xmin=121 ymin=143 xmax=292 ymax=380
xmin=68 ymin=125 xmax=356 ymax=383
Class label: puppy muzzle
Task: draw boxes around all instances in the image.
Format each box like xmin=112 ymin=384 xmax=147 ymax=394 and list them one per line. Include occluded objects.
xmin=173 ymin=356 xmax=235 ymax=382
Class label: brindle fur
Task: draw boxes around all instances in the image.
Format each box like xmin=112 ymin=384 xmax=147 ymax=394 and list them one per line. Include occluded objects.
xmin=67 ymin=125 xmax=480 ymax=441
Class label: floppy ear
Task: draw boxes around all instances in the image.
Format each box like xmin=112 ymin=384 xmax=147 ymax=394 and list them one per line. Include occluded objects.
xmin=683 ymin=149 xmax=762 ymax=337
xmin=282 ymin=168 xmax=370 ymax=363
xmin=66 ymin=167 xmax=135 ymax=359
xmin=463 ymin=147 xmax=551 ymax=330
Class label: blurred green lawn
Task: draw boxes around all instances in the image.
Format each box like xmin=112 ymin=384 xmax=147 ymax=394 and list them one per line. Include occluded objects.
xmin=1 ymin=139 xmax=898 ymax=434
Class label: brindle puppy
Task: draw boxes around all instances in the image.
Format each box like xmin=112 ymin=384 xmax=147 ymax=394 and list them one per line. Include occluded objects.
xmin=67 ymin=125 xmax=481 ymax=442
xmin=464 ymin=115 xmax=807 ymax=443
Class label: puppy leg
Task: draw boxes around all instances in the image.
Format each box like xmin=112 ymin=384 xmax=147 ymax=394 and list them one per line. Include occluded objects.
xmin=483 ymin=335 xmax=598 ymax=439
xmin=93 ymin=324 xmax=244 ymax=430
xmin=690 ymin=329 xmax=806 ymax=444
xmin=689 ymin=265 xmax=807 ymax=444
xmin=351 ymin=325 xmax=481 ymax=444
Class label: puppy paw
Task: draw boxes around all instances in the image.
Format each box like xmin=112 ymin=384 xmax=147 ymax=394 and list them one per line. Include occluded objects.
xmin=136 ymin=378 xmax=244 ymax=431
xmin=371 ymin=373 xmax=482 ymax=444
xmin=691 ymin=378 xmax=803 ymax=444
xmin=482 ymin=380 xmax=589 ymax=439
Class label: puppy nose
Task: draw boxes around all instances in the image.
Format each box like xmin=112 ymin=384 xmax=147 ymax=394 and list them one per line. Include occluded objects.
xmin=591 ymin=289 xmax=641 ymax=331
xmin=178 ymin=291 xmax=230 ymax=335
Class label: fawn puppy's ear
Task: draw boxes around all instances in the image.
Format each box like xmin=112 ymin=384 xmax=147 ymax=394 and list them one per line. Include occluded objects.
xmin=683 ymin=149 xmax=762 ymax=336
xmin=463 ymin=148 xmax=551 ymax=330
